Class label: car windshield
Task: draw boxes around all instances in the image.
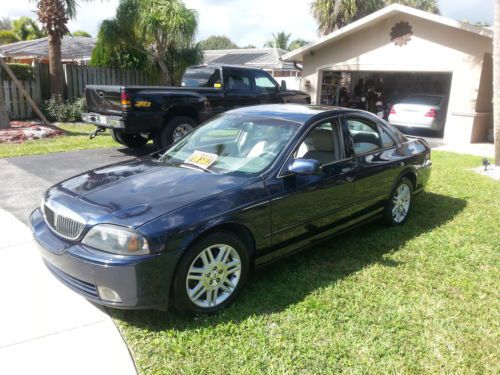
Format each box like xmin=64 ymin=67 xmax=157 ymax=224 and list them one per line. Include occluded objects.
xmin=400 ymin=95 xmax=443 ymax=106
xmin=160 ymin=114 xmax=300 ymax=176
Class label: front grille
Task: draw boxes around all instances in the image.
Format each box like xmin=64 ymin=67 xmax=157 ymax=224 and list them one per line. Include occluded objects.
xmin=43 ymin=204 xmax=86 ymax=240
xmin=44 ymin=261 xmax=99 ymax=299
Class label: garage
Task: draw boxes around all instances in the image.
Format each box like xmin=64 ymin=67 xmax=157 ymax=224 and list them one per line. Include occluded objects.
xmin=283 ymin=4 xmax=493 ymax=145
xmin=318 ymin=70 xmax=452 ymax=135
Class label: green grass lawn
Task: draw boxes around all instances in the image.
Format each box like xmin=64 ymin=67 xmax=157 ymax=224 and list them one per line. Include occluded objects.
xmin=0 ymin=123 xmax=118 ymax=158
xmin=110 ymin=151 xmax=499 ymax=374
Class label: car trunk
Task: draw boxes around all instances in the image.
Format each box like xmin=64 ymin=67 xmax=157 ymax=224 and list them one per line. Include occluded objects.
xmin=85 ymin=85 xmax=122 ymax=115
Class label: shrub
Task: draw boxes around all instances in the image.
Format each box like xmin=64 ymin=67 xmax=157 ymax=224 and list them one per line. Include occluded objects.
xmin=1 ymin=63 xmax=34 ymax=81
xmin=41 ymin=97 xmax=85 ymax=122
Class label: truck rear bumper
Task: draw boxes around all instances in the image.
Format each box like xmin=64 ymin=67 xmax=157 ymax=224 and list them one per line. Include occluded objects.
xmin=82 ymin=112 xmax=125 ymax=129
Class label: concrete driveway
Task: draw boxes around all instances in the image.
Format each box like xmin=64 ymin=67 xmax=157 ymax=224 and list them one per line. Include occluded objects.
xmin=0 ymin=146 xmax=152 ymax=375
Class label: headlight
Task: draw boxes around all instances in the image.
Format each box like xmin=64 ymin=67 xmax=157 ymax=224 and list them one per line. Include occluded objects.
xmin=82 ymin=224 xmax=149 ymax=255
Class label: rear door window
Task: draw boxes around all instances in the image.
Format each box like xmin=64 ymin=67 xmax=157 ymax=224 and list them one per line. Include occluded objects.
xmin=224 ymin=70 xmax=253 ymax=92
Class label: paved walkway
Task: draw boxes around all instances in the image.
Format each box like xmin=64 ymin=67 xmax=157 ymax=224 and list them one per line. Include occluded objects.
xmin=0 ymin=148 xmax=141 ymax=375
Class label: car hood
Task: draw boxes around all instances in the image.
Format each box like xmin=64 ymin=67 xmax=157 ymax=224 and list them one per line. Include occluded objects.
xmin=44 ymin=157 xmax=249 ymax=228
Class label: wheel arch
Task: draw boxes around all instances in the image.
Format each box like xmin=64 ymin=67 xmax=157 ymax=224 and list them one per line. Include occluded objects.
xmin=164 ymin=105 xmax=199 ymax=124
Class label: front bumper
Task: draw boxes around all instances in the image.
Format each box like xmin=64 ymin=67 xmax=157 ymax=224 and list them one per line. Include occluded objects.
xmin=30 ymin=208 xmax=182 ymax=309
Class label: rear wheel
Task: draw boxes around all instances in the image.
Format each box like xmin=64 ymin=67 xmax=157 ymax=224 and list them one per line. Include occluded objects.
xmin=384 ymin=177 xmax=413 ymax=226
xmin=172 ymin=231 xmax=250 ymax=315
xmin=110 ymin=129 xmax=148 ymax=148
xmin=153 ymin=116 xmax=196 ymax=149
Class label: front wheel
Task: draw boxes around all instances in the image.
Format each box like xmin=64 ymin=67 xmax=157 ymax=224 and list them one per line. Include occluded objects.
xmin=384 ymin=177 xmax=413 ymax=226
xmin=110 ymin=130 xmax=149 ymax=148
xmin=153 ymin=116 xmax=196 ymax=149
xmin=172 ymin=231 xmax=250 ymax=315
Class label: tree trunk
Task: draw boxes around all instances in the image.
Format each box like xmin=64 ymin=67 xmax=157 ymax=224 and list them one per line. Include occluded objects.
xmin=157 ymin=58 xmax=171 ymax=85
xmin=495 ymin=0 xmax=500 ymax=165
xmin=48 ymin=32 xmax=64 ymax=101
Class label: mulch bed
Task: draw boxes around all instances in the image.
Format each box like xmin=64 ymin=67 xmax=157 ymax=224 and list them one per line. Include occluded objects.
xmin=0 ymin=121 xmax=64 ymax=144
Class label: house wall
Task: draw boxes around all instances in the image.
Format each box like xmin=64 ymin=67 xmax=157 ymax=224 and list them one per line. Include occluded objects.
xmin=300 ymin=14 xmax=493 ymax=144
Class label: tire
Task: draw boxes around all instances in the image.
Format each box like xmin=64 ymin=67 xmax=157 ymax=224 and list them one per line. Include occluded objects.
xmin=110 ymin=129 xmax=148 ymax=148
xmin=172 ymin=231 xmax=250 ymax=315
xmin=384 ymin=177 xmax=413 ymax=226
xmin=153 ymin=116 xmax=196 ymax=149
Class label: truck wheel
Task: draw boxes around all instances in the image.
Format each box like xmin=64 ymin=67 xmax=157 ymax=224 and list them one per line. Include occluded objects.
xmin=153 ymin=116 xmax=196 ymax=149
xmin=110 ymin=130 xmax=148 ymax=148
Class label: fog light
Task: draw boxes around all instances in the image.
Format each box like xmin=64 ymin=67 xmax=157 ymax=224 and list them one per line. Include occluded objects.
xmin=97 ymin=286 xmax=122 ymax=303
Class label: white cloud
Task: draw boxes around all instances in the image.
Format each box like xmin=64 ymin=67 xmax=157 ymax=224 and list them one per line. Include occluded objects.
xmin=0 ymin=0 xmax=494 ymax=43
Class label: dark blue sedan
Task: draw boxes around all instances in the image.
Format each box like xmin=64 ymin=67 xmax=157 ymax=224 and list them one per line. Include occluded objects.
xmin=30 ymin=104 xmax=432 ymax=314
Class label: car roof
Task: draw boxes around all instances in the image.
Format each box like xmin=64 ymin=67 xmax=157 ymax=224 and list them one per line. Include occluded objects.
xmin=187 ymin=63 xmax=266 ymax=72
xmin=224 ymin=104 xmax=347 ymax=123
xmin=225 ymin=104 xmax=374 ymax=124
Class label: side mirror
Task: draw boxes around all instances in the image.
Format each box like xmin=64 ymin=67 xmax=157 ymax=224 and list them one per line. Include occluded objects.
xmin=280 ymin=80 xmax=287 ymax=92
xmin=288 ymin=159 xmax=322 ymax=175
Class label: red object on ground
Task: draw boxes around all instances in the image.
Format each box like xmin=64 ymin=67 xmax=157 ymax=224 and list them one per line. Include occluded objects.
xmin=0 ymin=121 xmax=64 ymax=144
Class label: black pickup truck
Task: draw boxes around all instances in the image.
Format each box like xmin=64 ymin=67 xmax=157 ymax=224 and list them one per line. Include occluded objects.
xmin=82 ymin=64 xmax=310 ymax=149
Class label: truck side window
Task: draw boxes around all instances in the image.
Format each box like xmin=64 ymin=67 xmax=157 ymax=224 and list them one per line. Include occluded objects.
xmin=254 ymin=71 xmax=278 ymax=92
xmin=225 ymin=71 xmax=252 ymax=92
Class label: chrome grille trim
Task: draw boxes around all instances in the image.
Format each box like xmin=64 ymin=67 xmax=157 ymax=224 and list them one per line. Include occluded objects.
xmin=42 ymin=203 xmax=86 ymax=240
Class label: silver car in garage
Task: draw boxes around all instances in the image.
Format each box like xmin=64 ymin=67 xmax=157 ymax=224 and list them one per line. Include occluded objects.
xmin=388 ymin=94 xmax=447 ymax=133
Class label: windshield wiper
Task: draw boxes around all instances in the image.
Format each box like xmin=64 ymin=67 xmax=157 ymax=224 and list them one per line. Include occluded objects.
xmin=180 ymin=163 xmax=217 ymax=174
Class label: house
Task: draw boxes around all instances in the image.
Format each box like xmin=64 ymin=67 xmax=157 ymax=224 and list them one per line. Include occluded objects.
xmin=204 ymin=48 xmax=302 ymax=89
xmin=0 ymin=36 xmax=96 ymax=65
xmin=283 ymin=4 xmax=493 ymax=145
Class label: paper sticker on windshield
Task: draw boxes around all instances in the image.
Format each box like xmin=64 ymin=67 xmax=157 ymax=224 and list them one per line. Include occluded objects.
xmin=185 ymin=151 xmax=218 ymax=169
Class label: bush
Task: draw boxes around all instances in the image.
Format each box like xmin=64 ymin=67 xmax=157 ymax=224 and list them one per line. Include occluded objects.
xmin=1 ymin=63 xmax=34 ymax=81
xmin=41 ymin=97 xmax=85 ymax=122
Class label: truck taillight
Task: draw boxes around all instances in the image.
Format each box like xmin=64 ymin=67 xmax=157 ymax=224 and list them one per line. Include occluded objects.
xmin=389 ymin=106 xmax=396 ymax=115
xmin=425 ymin=108 xmax=438 ymax=118
xmin=121 ymin=90 xmax=131 ymax=111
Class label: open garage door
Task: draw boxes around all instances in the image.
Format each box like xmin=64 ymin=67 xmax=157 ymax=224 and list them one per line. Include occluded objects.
xmin=319 ymin=71 xmax=452 ymax=136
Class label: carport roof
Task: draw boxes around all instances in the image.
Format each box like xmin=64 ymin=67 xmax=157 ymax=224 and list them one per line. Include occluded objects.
xmin=283 ymin=4 xmax=493 ymax=62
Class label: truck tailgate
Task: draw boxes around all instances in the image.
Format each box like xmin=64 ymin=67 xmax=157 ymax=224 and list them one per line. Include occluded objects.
xmin=85 ymin=85 xmax=122 ymax=115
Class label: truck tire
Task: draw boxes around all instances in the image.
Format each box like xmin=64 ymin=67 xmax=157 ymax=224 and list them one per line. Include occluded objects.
xmin=153 ymin=116 xmax=196 ymax=149
xmin=110 ymin=130 xmax=148 ymax=148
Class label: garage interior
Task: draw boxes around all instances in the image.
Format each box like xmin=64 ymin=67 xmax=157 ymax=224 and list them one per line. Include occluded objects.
xmin=319 ymin=70 xmax=452 ymax=136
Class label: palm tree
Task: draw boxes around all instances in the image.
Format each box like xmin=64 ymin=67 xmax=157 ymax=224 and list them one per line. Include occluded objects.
xmin=311 ymin=0 xmax=439 ymax=35
xmin=35 ymin=0 xmax=87 ymax=100
xmin=12 ymin=17 xmax=46 ymax=40
xmin=264 ymin=32 xmax=292 ymax=50
xmin=99 ymin=0 xmax=201 ymax=85
xmin=494 ymin=0 xmax=500 ymax=165
xmin=264 ymin=32 xmax=309 ymax=51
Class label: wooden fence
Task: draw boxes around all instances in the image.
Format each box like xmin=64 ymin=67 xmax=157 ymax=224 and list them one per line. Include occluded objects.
xmin=1 ymin=80 xmax=41 ymax=120
xmin=64 ymin=65 xmax=151 ymax=99
xmin=1 ymin=64 xmax=152 ymax=120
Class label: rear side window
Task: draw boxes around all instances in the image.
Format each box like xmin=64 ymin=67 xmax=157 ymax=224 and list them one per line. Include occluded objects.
xmin=182 ymin=68 xmax=221 ymax=87
xmin=225 ymin=70 xmax=252 ymax=91
xmin=346 ymin=118 xmax=381 ymax=155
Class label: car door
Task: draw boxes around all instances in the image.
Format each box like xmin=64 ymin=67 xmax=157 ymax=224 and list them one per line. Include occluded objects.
xmin=223 ymin=68 xmax=259 ymax=110
xmin=344 ymin=114 xmax=404 ymax=214
xmin=262 ymin=117 xmax=356 ymax=259
xmin=253 ymin=70 xmax=281 ymax=104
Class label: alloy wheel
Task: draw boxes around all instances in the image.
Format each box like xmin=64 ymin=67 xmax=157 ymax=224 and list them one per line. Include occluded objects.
xmin=185 ymin=244 xmax=242 ymax=308
xmin=173 ymin=124 xmax=194 ymax=141
xmin=392 ymin=183 xmax=411 ymax=223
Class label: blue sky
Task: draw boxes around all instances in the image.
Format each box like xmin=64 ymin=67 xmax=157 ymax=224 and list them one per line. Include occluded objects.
xmin=0 ymin=0 xmax=494 ymax=46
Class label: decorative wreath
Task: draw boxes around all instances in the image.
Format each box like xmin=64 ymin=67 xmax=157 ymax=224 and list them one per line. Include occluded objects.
xmin=390 ymin=21 xmax=413 ymax=46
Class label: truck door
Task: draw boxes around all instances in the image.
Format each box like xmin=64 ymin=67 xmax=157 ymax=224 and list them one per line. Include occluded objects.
xmin=223 ymin=68 xmax=258 ymax=110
